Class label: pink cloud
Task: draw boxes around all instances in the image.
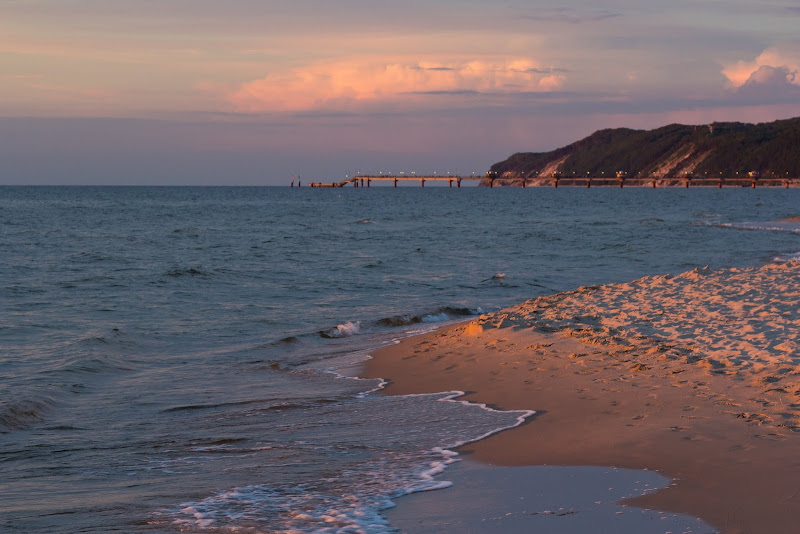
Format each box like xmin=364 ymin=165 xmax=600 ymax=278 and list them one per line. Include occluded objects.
xmin=230 ymin=57 xmax=566 ymax=112
xmin=722 ymin=48 xmax=800 ymax=89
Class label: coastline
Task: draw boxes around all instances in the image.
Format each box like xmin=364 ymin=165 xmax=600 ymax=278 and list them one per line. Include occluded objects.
xmin=362 ymin=262 xmax=800 ymax=534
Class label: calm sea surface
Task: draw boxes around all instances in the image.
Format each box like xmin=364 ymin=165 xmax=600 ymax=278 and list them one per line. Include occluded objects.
xmin=2 ymin=186 xmax=799 ymax=532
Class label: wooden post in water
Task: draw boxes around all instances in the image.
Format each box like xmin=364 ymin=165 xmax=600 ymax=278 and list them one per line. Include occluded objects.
xmin=457 ymin=178 xmax=461 ymax=188
xmin=449 ymin=179 xmax=453 ymax=188
xmin=367 ymin=178 xmax=370 ymax=187
xmin=586 ymin=178 xmax=591 ymax=188
xmin=421 ymin=179 xmax=425 ymax=188
xmin=394 ymin=178 xmax=397 ymax=188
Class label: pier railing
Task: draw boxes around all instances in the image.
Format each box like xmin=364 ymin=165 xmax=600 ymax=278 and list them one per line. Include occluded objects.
xmin=305 ymin=174 xmax=798 ymax=188
xmin=307 ymin=175 xmax=484 ymax=188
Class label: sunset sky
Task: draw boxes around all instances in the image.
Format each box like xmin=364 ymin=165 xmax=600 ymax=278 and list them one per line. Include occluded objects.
xmin=2 ymin=0 xmax=800 ymax=184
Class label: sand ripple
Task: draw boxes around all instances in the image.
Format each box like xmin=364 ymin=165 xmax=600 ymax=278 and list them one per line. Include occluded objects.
xmin=473 ymin=261 xmax=800 ymax=432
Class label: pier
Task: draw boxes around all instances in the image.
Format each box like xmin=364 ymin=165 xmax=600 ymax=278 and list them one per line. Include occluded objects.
xmin=306 ymin=172 xmax=798 ymax=188
xmin=530 ymin=172 xmax=798 ymax=189
xmin=307 ymin=174 xmax=487 ymax=188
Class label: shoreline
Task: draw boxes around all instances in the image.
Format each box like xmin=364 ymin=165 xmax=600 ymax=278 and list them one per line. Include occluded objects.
xmin=362 ymin=262 xmax=800 ymax=534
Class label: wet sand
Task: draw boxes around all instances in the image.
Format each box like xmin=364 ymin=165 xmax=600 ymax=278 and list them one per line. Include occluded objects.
xmin=383 ymin=457 xmax=718 ymax=533
xmin=363 ymin=262 xmax=800 ymax=534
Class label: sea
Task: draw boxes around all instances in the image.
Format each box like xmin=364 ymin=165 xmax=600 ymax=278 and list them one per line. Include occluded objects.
xmin=2 ymin=185 xmax=799 ymax=533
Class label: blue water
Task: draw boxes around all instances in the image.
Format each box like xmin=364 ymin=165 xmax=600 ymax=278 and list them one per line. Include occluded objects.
xmin=2 ymin=186 xmax=799 ymax=532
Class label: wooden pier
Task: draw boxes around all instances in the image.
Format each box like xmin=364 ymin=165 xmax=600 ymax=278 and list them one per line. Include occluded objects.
xmin=534 ymin=174 xmax=798 ymax=189
xmin=305 ymin=172 xmax=798 ymax=188
xmin=307 ymin=174 xmax=488 ymax=188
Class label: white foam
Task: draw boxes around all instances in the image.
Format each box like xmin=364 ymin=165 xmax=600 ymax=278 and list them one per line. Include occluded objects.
xmin=434 ymin=391 xmax=535 ymax=447
xmin=719 ymin=221 xmax=800 ymax=234
xmin=166 ymin=322 xmax=536 ymax=533
xmin=328 ymin=321 xmax=361 ymax=338
xmin=775 ymin=251 xmax=800 ymax=262
xmin=421 ymin=312 xmax=450 ymax=322
xmin=165 ymin=388 xmax=534 ymax=533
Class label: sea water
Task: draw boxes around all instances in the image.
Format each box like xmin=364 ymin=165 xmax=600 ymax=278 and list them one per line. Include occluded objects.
xmin=2 ymin=186 xmax=799 ymax=532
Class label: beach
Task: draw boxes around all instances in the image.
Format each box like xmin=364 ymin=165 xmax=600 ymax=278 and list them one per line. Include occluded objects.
xmin=363 ymin=261 xmax=800 ymax=534
xmin=6 ymin=187 xmax=800 ymax=532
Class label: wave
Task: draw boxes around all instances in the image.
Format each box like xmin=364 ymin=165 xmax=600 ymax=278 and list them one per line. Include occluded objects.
xmin=266 ymin=307 xmax=482 ymax=347
xmin=775 ymin=251 xmax=800 ymax=262
xmin=49 ymin=355 xmax=134 ymax=375
xmin=170 ymin=226 xmax=200 ymax=235
xmin=161 ymin=397 xmax=342 ymax=414
xmin=73 ymin=327 xmax=138 ymax=350
xmin=376 ymin=307 xmax=476 ymax=328
xmin=718 ymin=220 xmax=800 ymax=234
xmin=164 ymin=390 xmax=533 ymax=533
xmin=478 ymin=273 xmax=505 ymax=283
xmin=164 ymin=267 xmax=213 ymax=277
xmin=272 ymin=335 xmax=299 ymax=345
xmin=0 ymin=396 xmax=57 ymax=432
xmin=320 ymin=320 xmax=362 ymax=338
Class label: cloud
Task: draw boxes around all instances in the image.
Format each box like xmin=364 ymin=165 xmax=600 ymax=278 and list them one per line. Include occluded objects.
xmin=722 ymin=48 xmax=800 ymax=89
xmin=520 ymin=8 xmax=621 ymax=24
xmin=732 ymin=65 xmax=800 ymax=103
xmin=230 ymin=57 xmax=566 ymax=112
xmin=743 ymin=65 xmax=796 ymax=87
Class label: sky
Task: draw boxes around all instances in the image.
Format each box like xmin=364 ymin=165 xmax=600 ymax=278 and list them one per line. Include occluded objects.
xmin=2 ymin=0 xmax=800 ymax=185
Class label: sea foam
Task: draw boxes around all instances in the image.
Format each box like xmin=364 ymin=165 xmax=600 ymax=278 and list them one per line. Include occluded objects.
xmin=166 ymin=386 xmax=534 ymax=533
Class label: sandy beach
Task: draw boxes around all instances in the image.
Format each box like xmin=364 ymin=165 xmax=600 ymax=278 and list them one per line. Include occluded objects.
xmin=363 ymin=261 xmax=800 ymax=534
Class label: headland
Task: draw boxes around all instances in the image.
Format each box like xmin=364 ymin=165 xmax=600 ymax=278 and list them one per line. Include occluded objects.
xmin=487 ymin=117 xmax=800 ymax=188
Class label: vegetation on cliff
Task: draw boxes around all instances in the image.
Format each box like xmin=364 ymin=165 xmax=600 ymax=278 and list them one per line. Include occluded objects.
xmin=489 ymin=117 xmax=800 ymax=182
